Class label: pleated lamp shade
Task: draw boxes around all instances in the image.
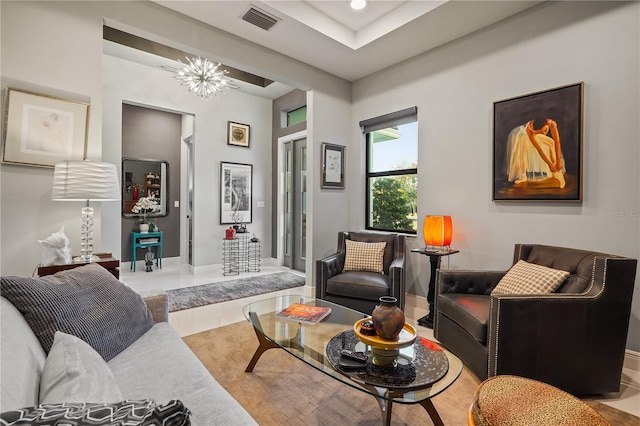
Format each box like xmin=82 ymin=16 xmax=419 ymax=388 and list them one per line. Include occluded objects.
xmin=52 ymin=161 xmax=120 ymax=201
xmin=423 ymin=215 xmax=452 ymax=247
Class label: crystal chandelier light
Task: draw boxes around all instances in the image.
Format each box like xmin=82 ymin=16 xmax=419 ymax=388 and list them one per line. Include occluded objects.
xmin=174 ymin=56 xmax=239 ymax=99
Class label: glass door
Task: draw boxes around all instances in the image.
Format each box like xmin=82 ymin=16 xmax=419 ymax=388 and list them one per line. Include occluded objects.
xmin=283 ymin=138 xmax=307 ymax=272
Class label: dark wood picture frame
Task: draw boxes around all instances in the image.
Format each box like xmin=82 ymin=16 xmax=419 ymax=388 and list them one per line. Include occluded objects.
xmin=220 ymin=161 xmax=252 ymax=224
xmin=227 ymin=121 xmax=250 ymax=148
xmin=321 ymin=142 xmax=345 ymax=189
xmin=493 ymin=82 xmax=583 ymax=201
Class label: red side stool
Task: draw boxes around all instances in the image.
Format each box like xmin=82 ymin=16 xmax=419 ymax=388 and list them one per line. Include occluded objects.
xmin=468 ymin=375 xmax=611 ymax=426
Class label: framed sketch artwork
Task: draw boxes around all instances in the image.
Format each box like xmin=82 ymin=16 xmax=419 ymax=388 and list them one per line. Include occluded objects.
xmin=227 ymin=121 xmax=250 ymax=148
xmin=220 ymin=161 xmax=252 ymax=224
xmin=2 ymin=88 xmax=89 ymax=168
xmin=321 ymin=142 xmax=345 ymax=189
xmin=493 ymin=82 xmax=583 ymax=201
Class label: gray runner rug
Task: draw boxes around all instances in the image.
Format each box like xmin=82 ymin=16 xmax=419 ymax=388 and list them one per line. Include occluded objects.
xmin=166 ymin=271 xmax=305 ymax=312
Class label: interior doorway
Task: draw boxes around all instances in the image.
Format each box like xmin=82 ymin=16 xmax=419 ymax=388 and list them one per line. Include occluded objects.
xmin=282 ymin=136 xmax=307 ymax=272
xmin=180 ymin=115 xmax=195 ymax=267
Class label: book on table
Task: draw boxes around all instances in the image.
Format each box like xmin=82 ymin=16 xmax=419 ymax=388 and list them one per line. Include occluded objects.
xmin=276 ymin=303 xmax=332 ymax=325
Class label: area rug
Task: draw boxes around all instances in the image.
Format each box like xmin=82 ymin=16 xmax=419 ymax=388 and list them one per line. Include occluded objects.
xmin=184 ymin=321 xmax=640 ymax=426
xmin=166 ymin=272 xmax=305 ymax=312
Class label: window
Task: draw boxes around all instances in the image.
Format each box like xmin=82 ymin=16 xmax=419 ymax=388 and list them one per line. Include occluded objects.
xmin=361 ymin=107 xmax=418 ymax=234
xmin=287 ymin=106 xmax=307 ymax=126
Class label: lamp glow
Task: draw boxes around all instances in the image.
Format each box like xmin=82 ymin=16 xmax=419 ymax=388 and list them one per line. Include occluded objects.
xmin=423 ymin=215 xmax=452 ymax=250
xmin=52 ymin=161 xmax=120 ymax=262
xmin=350 ymin=0 xmax=366 ymax=10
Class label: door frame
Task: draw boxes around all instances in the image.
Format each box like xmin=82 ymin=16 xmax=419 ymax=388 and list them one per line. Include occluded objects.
xmin=276 ymin=130 xmax=307 ymax=267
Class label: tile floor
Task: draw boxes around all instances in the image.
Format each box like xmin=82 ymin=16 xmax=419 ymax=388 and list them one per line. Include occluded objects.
xmin=120 ymin=259 xmax=640 ymax=418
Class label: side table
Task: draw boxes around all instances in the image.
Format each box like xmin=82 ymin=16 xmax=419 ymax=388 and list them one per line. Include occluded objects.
xmin=37 ymin=253 xmax=120 ymax=279
xmin=411 ymin=248 xmax=459 ymax=328
xmin=131 ymin=231 xmax=163 ymax=272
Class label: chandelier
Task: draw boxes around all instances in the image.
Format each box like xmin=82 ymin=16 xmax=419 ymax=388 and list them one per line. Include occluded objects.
xmin=174 ymin=56 xmax=239 ymax=99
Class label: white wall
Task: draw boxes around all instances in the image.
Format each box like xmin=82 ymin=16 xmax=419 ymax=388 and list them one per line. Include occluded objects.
xmin=103 ymin=55 xmax=272 ymax=267
xmin=0 ymin=1 xmax=351 ymax=278
xmin=352 ymin=1 xmax=640 ymax=350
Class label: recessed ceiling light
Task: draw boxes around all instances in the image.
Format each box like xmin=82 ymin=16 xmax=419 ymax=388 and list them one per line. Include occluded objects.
xmin=350 ymin=0 xmax=366 ymax=10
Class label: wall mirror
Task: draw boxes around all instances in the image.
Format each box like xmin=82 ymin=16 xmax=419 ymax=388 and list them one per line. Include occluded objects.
xmin=122 ymin=158 xmax=169 ymax=218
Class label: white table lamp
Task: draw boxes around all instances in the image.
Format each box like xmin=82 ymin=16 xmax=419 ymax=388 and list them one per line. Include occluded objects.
xmin=52 ymin=160 xmax=120 ymax=262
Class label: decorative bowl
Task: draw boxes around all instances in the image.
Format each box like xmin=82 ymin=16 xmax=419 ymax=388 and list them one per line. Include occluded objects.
xmin=354 ymin=318 xmax=417 ymax=349
xmin=353 ymin=318 xmax=417 ymax=366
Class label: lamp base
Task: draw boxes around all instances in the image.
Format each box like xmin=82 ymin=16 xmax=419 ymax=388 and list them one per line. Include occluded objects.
xmin=72 ymin=255 xmax=102 ymax=263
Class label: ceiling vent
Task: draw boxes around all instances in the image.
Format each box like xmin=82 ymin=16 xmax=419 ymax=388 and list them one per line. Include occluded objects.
xmin=242 ymin=6 xmax=280 ymax=31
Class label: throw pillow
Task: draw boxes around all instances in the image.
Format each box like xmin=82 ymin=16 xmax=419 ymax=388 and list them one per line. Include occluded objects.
xmin=0 ymin=399 xmax=191 ymax=426
xmin=0 ymin=263 xmax=154 ymax=361
xmin=39 ymin=331 xmax=123 ymax=404
xmin=343 ymin=240 xmax=386 ymax=274
xmin=491 ymin=260 xmax=570 ymax=296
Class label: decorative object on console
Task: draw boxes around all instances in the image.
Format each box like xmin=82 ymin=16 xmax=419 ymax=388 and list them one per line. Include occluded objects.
xmin=52 ymin=160 xmax=120 ymax=262
xmin=145 ymin=248 xmax=155 ymax=272
xmin=131 ymin=195 xmax=161 ymax=233
xmin=2 ymin=88 xmax=89 ymax=168
xmin=225 ymin=227 xmax=236 ymax=240
xmin=227 ymin=121 xmax=250 ymax=148
xmin=371 ymin=296 xmax=405 ymax=340
xmin=423 ymin=215 xmax=452 ymax=252
xmin=321 ymin=142 xmax=345 ymax=189
xmin=173 ymin=56 xmax=238 ymax=99
xmin=38 ymin=227 xmax=71 ymax=266
xmin=220 ymin=161 xmax=252 ymax=224
xmin=493 ymin=82 xmax=583 ymax=201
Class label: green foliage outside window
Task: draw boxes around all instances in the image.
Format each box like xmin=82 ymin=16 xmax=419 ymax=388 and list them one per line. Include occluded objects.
xmin=371 ymin=178 xmax=414 ymax=230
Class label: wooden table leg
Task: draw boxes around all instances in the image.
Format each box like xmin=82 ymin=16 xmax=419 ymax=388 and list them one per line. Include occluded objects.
xmin=245 ymin=326 xmax=280 ymax=372
xmin=419 ymin=398 xmax=444 ymax=426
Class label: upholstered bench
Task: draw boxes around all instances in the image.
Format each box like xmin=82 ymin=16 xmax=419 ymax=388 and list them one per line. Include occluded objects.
xmin=468 ymin=375 xmax=611 ymax=426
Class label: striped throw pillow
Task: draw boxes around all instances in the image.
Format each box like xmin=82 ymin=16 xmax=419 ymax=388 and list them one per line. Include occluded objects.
xmin=343 ymin=240 xmax=386 ymax=274
xmin=491 ymin=260 xmax=569 ymax=296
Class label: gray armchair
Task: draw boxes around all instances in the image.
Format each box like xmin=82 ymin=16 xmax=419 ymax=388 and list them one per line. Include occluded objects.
xmin=316 ymin=231 xmax=406 ymax=314
xmin=434 ymin=243 xmax=637 ymax=395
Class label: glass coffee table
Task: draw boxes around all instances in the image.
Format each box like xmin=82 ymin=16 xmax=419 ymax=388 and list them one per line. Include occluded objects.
xmin=243 ymin=295 xmax=463 ymax=426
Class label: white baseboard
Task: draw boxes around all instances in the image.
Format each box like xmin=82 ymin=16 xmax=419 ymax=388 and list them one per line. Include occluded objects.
xmin=622 ymin=349 xmax=640 ymax=390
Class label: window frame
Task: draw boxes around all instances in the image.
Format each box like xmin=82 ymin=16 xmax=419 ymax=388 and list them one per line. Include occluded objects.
xmin=361 ymin=107 xmax=418 ymax=234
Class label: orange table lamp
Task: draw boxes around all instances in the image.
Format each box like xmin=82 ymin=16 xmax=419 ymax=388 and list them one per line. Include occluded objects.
xmin=423 ymin=215 xmax=452 ymax=249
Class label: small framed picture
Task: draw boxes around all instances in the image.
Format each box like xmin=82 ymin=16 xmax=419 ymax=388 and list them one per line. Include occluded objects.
xmin=321 ymin=142 xmax=345 ymax=189
xmin=2 ymin=88 xmax=89 ymax=168
xmin=227 ymin=121 xmax=250 ymax=148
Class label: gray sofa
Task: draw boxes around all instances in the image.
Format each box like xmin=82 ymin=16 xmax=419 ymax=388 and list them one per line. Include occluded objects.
xmin=1 ymin=270 xmax=256 ymax=425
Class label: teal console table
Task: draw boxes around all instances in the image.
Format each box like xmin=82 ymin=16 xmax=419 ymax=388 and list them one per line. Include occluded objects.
xmin=130 ymin=231 xmax=163 ymax=272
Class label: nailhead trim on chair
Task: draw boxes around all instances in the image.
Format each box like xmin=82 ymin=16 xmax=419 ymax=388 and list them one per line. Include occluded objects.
xmin=488 ymin=257 xmax=618 ymax=377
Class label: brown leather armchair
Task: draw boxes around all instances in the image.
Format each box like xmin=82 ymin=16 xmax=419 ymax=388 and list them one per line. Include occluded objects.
xmin=434 ymin=243 xmax=637 ymax=395
xmin=316 ymin=231 xmax=406 ymax=314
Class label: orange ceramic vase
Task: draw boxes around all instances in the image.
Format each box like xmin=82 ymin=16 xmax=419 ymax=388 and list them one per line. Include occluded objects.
xmin=372 ymin=296 xmax=405 ymax=340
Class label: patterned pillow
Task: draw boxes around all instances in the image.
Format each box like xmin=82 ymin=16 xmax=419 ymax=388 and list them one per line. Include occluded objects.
xmin=343 ymin=240 xmax=386 ymax=274
xmin=0 ymin=399 xmax=191 ymax=426
xmin=492 ymin=260 xmax=570 ymax=296
xmin=40 ymin=331 xmax=123 ymax=404
xmin=0 ymin=264 xmax=154 ymax=361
